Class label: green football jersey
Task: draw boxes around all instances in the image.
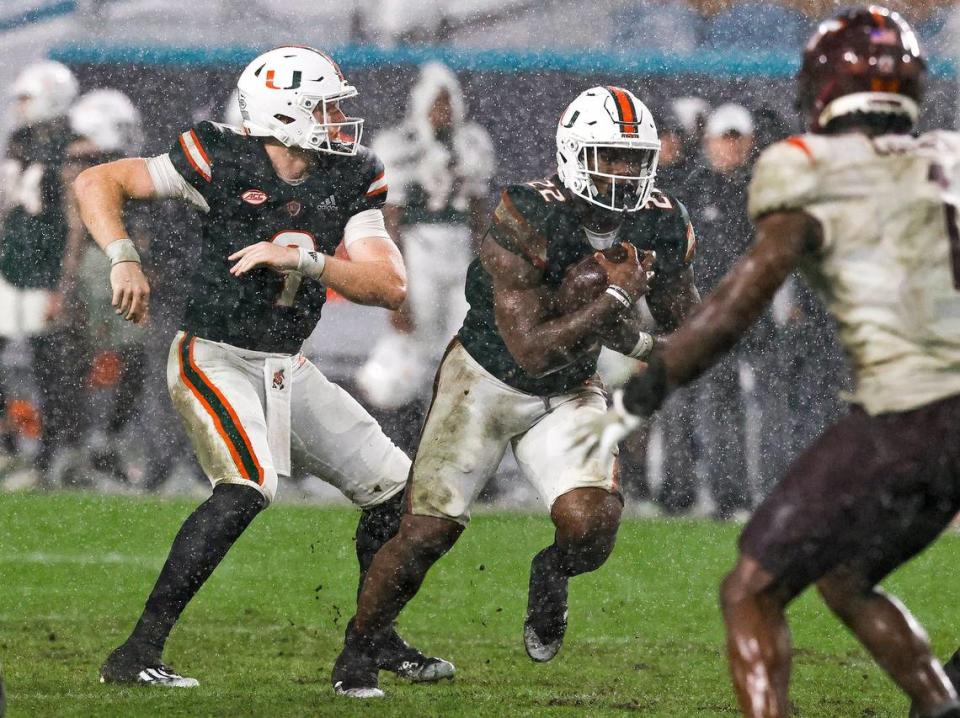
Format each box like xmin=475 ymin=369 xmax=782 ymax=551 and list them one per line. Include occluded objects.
xmin=0 ymin=121 xmax=76 ymax=289
xmin=458 ymin=175 xmax=695 ymax=396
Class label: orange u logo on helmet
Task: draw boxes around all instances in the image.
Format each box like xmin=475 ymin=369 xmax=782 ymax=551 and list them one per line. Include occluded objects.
xmin=265 ymin=69 xmax=302 ymax=90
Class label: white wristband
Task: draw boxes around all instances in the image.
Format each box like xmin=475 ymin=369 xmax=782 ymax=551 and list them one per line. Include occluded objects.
xmin=297 ymin=247 xmax=327 ymax=280
xmin=104 ymin=238 xmax=140 ymax=266
xmin=605 ymin=284 xmax=633 ymax=310
xmin=628 ymin=332 xmax=655 ymax=360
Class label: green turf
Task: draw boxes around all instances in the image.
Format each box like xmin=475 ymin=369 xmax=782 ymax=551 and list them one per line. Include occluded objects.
xmin=1 ymin=492 xmax=958 ymax=717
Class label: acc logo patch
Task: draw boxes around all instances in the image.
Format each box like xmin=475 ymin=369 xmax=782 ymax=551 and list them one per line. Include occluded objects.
xmin=242 ymin=189 xmax=268 ymax=205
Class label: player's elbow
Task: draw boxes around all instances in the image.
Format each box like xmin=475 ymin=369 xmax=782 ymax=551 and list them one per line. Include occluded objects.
xmin=378 ymin=271 xmax=406 ymax=311
xmin=73 ymin=166 xmax=103 ymax=206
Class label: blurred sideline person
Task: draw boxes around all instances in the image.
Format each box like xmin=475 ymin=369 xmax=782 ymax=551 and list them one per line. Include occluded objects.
xmin=586 ymin=8 xmax=960 ymax=718
xmin=64 ymin=89 xmax=147 ymax=485
xmin=331 ymin=86 xmax=699 ymax=698
xmin=0 ymin=61 xmax=84 ymax=488
xmin=355 ymin=62 xmax=494 ymax=450
xmin=657 ymin=103 xmax=772 ymax=519
xmin=75 ymin=46 xmax=452 ymax=687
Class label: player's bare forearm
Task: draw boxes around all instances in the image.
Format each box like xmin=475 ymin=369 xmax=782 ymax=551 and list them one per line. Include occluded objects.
xmin=508 ymin=290 xmax=630 ymax=376
xmin=320 ymin=253 xmax=407 ymax=310
xmin=660 ymin=211 xmax=822 ymax=388
xmin=646 ymin=265 xmax=701 ymax=331
xmin=600 ymin=310 xmax=650 ymax=355
xmin=483 ymin=238 xmax=622 ymax=376
xmin=74 ymin=158 xmax=156 ymax=250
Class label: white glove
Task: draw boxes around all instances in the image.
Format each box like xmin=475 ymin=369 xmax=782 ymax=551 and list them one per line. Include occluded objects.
xmin=575 ymin=389 xmax=645 ymax=460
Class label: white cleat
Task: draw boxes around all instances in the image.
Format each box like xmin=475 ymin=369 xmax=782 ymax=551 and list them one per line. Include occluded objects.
xmin=333 ymin=681 xmax=385 ymax=699
xmin=100 ymin=665 xmax=199 ymax=688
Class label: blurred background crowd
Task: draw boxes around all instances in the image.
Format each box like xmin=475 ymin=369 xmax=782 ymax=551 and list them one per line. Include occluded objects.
xmin=0 ymin=0 xmax=956 ymax=517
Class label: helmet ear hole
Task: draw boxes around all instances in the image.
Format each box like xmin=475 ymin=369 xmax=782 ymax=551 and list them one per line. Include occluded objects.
xmin=273 ymin=114 xmax=296 ymax=125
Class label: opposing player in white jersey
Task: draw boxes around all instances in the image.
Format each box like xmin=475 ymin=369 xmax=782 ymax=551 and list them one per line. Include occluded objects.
xmin=74 ymin=46 xmax=452 ymax=689
xmin=583 ymin=7 xmax=960 ymax=718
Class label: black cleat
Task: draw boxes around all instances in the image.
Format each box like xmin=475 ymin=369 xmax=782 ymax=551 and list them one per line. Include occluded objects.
xmin=332 ymin=622 xmax=384 ymax=699
xmin=100 ymin=643 xmax=198 ymax=688
xmin=524 ymin=558 xmax=569 ymax=663
xmin=376 ymin=628 xmax=455 ymax=683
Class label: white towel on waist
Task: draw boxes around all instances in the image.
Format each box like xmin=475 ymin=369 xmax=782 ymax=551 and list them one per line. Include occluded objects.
xmin=263 ymin=356 xmax=293 ymax=477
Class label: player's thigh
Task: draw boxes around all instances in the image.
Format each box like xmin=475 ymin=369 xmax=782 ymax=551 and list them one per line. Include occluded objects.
xmin=740 ymin=397 xmax=960 ymax=595
xmin=289 ymin=357 xmax=410 ymax=508
xmin=514 ymin=388 xmax=620 ymax=513
xmin=166 ymin=332 xmax=277 ymax=503
xmin=408 ymin=342 xmax=528 ymax=525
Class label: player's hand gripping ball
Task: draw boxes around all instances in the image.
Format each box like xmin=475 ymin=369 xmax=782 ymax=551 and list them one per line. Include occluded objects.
xmin=554 ymin=244 xmax=629 ymax=315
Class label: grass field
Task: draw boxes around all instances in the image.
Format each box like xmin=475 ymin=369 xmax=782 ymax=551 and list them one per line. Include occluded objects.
xmin=1 ymin=493 xmax=959 ymax=717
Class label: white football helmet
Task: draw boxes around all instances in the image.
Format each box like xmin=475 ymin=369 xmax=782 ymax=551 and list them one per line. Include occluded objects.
xmin=236 ymin=46 xmax=362 ymax=155
xmin=69 ymin=89 xmax=143 ymax=155
xmin=556 ymin=86 xmax=660 ymax=213
xmin=222 ymin=88 xmax=243 ymax=128
xmin=10 ymin=60 xmax=79 ymax=128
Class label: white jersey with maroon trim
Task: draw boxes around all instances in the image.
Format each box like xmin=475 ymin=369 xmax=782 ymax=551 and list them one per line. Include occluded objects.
xmin=749 ymin=130 xmax=960 ymax=414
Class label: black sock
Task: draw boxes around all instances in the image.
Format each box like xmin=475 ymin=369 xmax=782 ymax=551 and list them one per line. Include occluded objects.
xmin=354 ymin=492 xmax=403 ymax=601
xmin=527 ymin=544 xmax=569 ymax=626
xmin=126 ymin=484 xmax=266 ymax=661
xmin=945 ymin=649 xmax=960 ymax=690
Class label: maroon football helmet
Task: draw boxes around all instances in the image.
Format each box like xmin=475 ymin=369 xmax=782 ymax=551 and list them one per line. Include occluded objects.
xmin=797 ymin=5 xmax=926 ymax=134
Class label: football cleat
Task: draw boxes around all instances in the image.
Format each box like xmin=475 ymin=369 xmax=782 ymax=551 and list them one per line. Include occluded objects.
xmin=523 ymin=612 xmax=568 ymax=663
xmin=100 ymin=644 xmax=198 ymax=688
xmin=376 ymin=629 xmax=455 ymax=683
xmin=100 ymin=663 xmax=198 ymax=688
xmin=331 ymin=622 xmax=384 ymax=699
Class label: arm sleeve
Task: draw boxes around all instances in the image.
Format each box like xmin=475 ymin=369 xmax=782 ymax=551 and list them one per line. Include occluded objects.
xmin=145 ymin=154 xmax=210 ymax=213
xmin=343 ymin=208 xmax=391 ymax=249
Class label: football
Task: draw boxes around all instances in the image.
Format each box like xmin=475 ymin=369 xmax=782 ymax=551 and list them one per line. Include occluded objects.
xmin=554 ymin=245 xmax=628 ymax=314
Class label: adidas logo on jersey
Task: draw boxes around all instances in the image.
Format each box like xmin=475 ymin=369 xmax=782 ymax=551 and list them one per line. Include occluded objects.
xmin=317 ymin=195 xmax=337 ymax=211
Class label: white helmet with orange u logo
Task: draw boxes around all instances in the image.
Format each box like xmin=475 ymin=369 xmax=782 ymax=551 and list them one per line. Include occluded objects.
xmin=236 ymin=46 xmax=363 ymax=155
xmin=556 ymin=86 xmax=660 ymax=213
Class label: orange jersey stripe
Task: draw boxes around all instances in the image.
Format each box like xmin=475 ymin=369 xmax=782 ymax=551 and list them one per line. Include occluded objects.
xmin=178 ymin=133 xmax=211 ymax=183
xmin=189 ymin=129 xmax=212 ymax=167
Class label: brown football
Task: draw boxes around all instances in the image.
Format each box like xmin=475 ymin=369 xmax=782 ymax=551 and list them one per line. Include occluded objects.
xmin=554 ymin=252 xmax=617 ymax=314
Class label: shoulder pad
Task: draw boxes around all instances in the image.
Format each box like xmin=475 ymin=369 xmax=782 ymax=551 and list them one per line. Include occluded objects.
xmin=345 ymin=146 xmax=388 ymax=214
xmin=488 ymin=182 xmax=558 ymax=269
xmin=748 ymin=135 xmax=820 ymax=221
xmin=171 ymin=121 xmax=231 ymax=185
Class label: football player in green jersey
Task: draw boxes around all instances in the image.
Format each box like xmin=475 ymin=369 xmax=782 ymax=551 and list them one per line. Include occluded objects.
xmin=332 ymin=86 xmax=700 ymax=697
